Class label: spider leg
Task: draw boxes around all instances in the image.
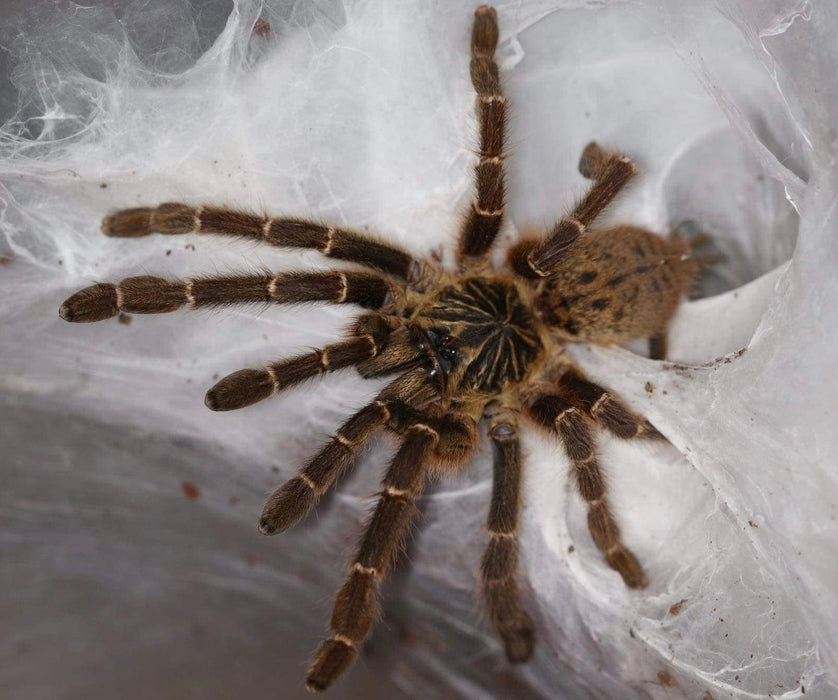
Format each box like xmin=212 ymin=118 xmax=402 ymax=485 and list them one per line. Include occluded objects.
xmin=648 ymin=333 xmax=668 ymax=361
xmin=306 ymin=410 xmax=478 ymax=692
xmin=101 ymin=203 xmax=420 ymax=282
xmin=206 ymin=314 xmax=392 ymax=411
xmin=509 ymin=142 xmax=637 ymax=278
xmin=458 ymin=6 xmax=507 ymax=264
xmin=557 ymin=368 xmax=662 ymax=440
xmin=482 ymin=404 xmax=534 ymax=662
xmin=258 ymin=400 xmax=393 ymax=536
xmin=59 ymin=271 xmax=395 ymax=323
xmin=258 ymin=370 xmax=441 ymax=536
xmin=528 ymin=393 xmax=647 ymax=589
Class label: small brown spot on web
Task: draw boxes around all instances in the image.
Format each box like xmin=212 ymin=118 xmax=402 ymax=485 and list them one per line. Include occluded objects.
xmin=567 ymin=545 xmax=575 ymax=553
xmin=181 ymin=481 xmax=200 ymax=500
xmin=100 ymin=183 xmax=108 ymax=189
xmin=253 ymin=17 xmax=273 ymax=38
xmin=0 ymin=256 xmax=12 ymax=266
xmin=118 ymin=313 xmax=132 ymax=325
xmin=703 ymin=692 xmax=716 ymax=700
xmin=644 ymin=381 xmax=654 ymax=394
xmin=748 ymin=520 xmax=758 ymax=528
xmin=657 ymin=671 xmax=675 ymax=687
xmin=669 ymin=599 xmax=687 ymax=615
xmin=644 ymin=670 xmax=676 ymax=687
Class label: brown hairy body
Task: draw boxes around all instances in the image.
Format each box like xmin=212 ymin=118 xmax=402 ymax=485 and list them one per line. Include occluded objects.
xmin=59 ymin=6 xmax=704 ymax=692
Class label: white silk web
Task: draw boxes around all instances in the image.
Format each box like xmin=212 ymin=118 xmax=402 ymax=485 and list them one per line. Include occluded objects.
xmin=1 ymin=1 xmax=836 ymax=698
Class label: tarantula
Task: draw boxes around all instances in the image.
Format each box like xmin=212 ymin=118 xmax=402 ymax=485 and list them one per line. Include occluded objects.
xmin=59 ymin=6 xmax=704 ymax=692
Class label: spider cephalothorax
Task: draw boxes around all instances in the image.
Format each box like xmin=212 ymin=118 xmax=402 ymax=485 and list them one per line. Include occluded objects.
xmin=59 ymin=6 xmax=706 ymax=692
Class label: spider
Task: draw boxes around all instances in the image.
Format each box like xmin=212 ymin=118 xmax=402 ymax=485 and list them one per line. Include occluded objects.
xmin=59 ymin=6 xmax=708 ymax=692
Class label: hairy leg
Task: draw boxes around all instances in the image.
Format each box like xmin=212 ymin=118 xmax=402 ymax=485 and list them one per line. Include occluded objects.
xmin=305 ymin=410 xmax=478 ymax=691
xmin=206 ymin=314 xmax=391 ymax=411
xmin=59 ymin=270 xmax=395 ymax=323
xmin=557 ymin=368 xmax=661 ymax=440
xmin=527 ymin=393 xmax=647 ymax=589
xmin=481 ymin=403 xmax=534 ymax=661
xmin=509 ymin=142 xmax=636 ymax=278
xmin=458 ymin=5 xmax=508 ymax=264
xmin=257 ymin=369 xmax=449 ymax=536
xmin=101 ymin=203 xmax=421 ymax=282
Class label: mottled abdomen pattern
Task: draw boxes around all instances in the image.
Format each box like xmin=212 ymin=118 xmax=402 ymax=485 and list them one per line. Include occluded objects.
xmin=537 ymin=226 xmax=696 ymax=343
xmin=424 ymin=278 xmax=542 ymax=393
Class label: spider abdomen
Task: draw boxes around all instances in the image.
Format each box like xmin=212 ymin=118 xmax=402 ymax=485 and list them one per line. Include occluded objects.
xmin=422 ymin=277 xmax=543 ymax=394
xmin=536 ymin=226 xmax=697 ymax=343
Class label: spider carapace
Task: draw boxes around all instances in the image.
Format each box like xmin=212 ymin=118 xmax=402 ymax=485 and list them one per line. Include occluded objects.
xmin=392 ymin=276 xmax=544 ymax=396
xmin=59 ymin=6 xmax=708 ymax=691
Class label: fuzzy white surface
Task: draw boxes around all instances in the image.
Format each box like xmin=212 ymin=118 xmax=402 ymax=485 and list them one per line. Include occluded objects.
xmin=1 ymin=0 xmax=836 ymax=698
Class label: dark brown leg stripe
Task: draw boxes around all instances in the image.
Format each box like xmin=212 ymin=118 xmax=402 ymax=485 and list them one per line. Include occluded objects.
xmin=487 ymin=422 xmax=521 ymax=534
xmin=190 ymin=271 xmax=391 ymax=310
xmin=328 ymin=230 xmax=415 ymax=281
xmin=190 ymin=275 xmax=273 ymax=306
xmin=329 ymin=568 xmax=379 ymax=641
xmin=528 ymin=393 xmax=647 ymax=589
xmin=264 ymin=218 xmax=416 ymax=281
xmin=200 ymin=206 xmax=265 ymax=238
xmin=478 ymin=99 xmax=505 ymax=155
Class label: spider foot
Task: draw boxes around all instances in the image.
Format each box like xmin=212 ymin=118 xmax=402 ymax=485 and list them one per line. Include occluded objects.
xmin=102 ymin=203 xmax=197 ymax=238
xmin=606 ymin=545 xmax=648 ymax=589
xmin=59 ymin=283 xmax=119 ymax=322
xmin=500 ymin=615 xmax=535 ymax=663
xmin=205 ymin=369 xmax=274 ymax=411
xmin=306 ymin=638 xmax=355 ymax=693
xmin=578 ymin=141 xmax=608 ymax=179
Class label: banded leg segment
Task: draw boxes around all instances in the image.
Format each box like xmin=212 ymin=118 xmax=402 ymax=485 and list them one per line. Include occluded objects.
xmin=102 ymin=203 xmax=420 ymax=282
xmin=258 ymin=399 xmax=396 ymax=535
xmin=509 ymin=142 xmax=637 ymax=278
xmin=306 ymin=421 xmax=440 ymax=692
xmin=59 ymin=271 xmax=393 ymax=323
xmin=459 ymin=5 xmax=507 ymax=262
xmin=206 ymin=314 xmax=391 ymax=411
xmin=482 ymin=407 xmax=534 ymax=662
xmin=528 ymin=394 xmax=647 ymax=589
xmin=557 ymin=369 xmax=661 ymax=440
